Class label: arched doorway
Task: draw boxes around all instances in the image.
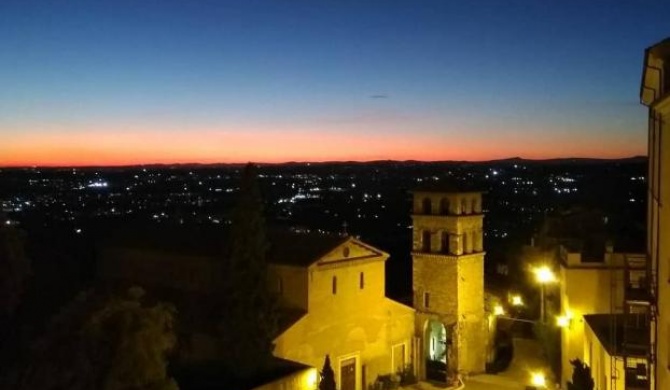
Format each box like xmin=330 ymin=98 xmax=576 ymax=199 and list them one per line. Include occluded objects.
xmin=424 ymin=319 xmax=448 ymax=382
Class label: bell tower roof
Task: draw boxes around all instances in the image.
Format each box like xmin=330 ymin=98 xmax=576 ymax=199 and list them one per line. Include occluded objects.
xmin=411 ymin=182 xmax=485 ymax=195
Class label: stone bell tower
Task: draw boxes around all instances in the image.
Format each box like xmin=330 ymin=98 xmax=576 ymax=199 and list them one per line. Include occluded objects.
xmin=412 ymin=187 xmax=486 ymax=379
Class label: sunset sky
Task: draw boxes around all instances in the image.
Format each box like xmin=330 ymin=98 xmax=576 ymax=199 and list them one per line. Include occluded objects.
xmin=1 ymin=1 xmax=669 ymax=166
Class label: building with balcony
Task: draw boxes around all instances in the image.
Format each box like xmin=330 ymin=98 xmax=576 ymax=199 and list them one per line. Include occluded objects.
xmin=640 ymin=36 xmax=670 ymax=390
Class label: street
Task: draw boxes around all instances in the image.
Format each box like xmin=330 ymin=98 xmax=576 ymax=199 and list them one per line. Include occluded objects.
xmin=464 ymin=337 xmax=554 ymax=390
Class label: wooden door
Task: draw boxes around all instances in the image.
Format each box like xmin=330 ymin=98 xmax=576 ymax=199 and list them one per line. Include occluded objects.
xmin=340 ymin=357 xmax=356 ymax=390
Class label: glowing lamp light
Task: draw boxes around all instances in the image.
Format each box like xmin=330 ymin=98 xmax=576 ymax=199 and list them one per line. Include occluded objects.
xmin=533 ymin=266 xmax=556 ymax=284
xmin=511 ymin=295 xmax=524 ymax=306
xmin=304 ymin=368 xmax=318 ymax=388
xmin=531 ymin=371 xmax=547 ymax=388
xmin=556 ymin=315 xmax=570 ymax=328
xmin=493 ymin=304 xmax=505 ymax=316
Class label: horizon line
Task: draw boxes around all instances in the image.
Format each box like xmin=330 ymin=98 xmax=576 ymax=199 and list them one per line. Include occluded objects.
xmin=0 ymin=155 xmax=647 ymax=169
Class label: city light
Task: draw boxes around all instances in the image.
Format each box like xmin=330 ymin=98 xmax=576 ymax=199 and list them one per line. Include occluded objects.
xmin=556 ymin=310 xmax=573 ymax=328
xmin=532 ymin=265 xmax=556 ymax=323
xmin=530 ymin=371 xmax=547 ymax=388
xmin=493 ymin=304 xmax=505 ymax=316
xmin=556 ymin=315 xmax=571 ymax=328
xmin=533 ymin=266 xmax=556 ymax=284
xmin=510 ymin=294 xmax=524 ymax=306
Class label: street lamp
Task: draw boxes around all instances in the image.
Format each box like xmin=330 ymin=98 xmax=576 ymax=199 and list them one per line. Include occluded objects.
xmin=530 ymin=371 xmax=547 ymax=388
xmin=556 ymin=315 xmax=571 ymax=328
xmin=510 ymin=294 xmax=524 ymax=307
xmin=533 ymin=266 xmax=556 ymax=323
xmin=493 ymin=304 xmax=505 ymax=316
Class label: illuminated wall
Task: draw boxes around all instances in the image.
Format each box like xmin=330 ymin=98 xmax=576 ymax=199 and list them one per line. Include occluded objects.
xmin=411 ymin=190 xmax=487 ymax=377
xmin=272 ymin=238 xmax=415 ymax=390
xmin=251 ymin=366 xmax=318 ymax=390
xmin=558 ymin=250 xmax=626 ymax=387
xmin=641 ymin=38 xmax=670 ymax=390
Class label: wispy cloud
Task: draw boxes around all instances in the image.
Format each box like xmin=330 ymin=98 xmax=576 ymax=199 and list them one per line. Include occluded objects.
xmin=369 ymin=94 xmax=389 ymax=99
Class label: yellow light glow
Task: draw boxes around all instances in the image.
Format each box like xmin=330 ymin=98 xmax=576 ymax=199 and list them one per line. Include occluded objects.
xmin=305 ymin=368 xmax=318 ymax=388
xmin=556 ymin=315 xmax=570 ymax=328
xmin=531 ymin=371 xmax=547 ymax=388
xmin=533 ymin=266 xmax=556 ymax=284
xmin=494 ymin=304 xmax=505 ymax=316
xmin=511 ymin=295 xmax=524 ymax=306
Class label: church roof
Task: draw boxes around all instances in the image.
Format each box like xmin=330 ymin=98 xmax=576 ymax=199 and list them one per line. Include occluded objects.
xmin=267 ymin=230 xmax=349 ymax=267
xmin=96 ymin=222 xmax=358 ymax=267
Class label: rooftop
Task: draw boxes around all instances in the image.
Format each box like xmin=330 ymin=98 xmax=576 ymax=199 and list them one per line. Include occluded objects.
xmin=97 ymin=222 xmax=352 ymax=267
xmin=411 ymin=181 xmax=484 ymax=194
xmin=584 ymin=314 xmax=649 ymax=358
xmin=174 ymin=357 xmax=313 ymax=390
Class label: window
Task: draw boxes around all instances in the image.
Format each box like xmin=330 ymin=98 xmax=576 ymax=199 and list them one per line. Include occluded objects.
xmin=277 ymin=277 xmax=283 ymax=295
xmin=359 ymin=272 xmax=364 ymax=289
xmin=424 ymin=292 xmax=430 ymax=308
xmin=462 ymin=232 xmax=469 ymax=254
xmin=439 ymin=198 xmax=450 ymax=215
xmin=422 ymin=231 xmax=432 ymax=252
xmin=422 ymin=198 xmax=432 ymax=214
xmin=461 ymin=198 xmax=468 ymax=214
xmin=332 ymin=276 xmax=337 ymax=295
xmin=441 ymin=232 xmax=449 ymax=253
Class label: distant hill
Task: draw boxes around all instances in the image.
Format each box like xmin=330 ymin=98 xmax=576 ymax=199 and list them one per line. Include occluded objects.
xmin=1 ymin=156 xmax=647 ymax=169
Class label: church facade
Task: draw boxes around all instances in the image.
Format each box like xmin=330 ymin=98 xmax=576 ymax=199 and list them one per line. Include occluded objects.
xmin=269 ymin=235 xmax=415 ymax=390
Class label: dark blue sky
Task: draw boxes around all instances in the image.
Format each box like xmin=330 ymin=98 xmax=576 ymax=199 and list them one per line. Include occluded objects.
xmin=1 ymin=0 xmax=668 ymax=165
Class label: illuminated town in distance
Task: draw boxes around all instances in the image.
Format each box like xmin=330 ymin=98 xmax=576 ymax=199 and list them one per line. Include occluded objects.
xmin=1 ymin=1 xmax=669 ymax=390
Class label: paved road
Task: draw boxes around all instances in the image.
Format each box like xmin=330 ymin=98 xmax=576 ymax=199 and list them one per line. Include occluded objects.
xmin=464 ymin=337 xmax=555 ymax=390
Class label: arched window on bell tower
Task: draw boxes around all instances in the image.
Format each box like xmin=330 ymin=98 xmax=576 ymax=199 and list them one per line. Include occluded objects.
xmin=440 ymin=198 xmax=450 ymax=215
xmin=422 ymin=230 xmax=432 ymax=253
xmin=422 ymin=198 xmax=432 ymax=215
xmin=441 ymin=231 xmax=449 ymax=253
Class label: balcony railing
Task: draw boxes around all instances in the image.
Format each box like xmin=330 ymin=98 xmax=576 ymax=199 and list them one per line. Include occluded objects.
xmin=625 ymin=366 xmax=650 ymax=390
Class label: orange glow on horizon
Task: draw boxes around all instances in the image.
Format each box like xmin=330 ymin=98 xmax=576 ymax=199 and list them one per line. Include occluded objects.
xmin=0 ymin=127 xmax=644 ymax=167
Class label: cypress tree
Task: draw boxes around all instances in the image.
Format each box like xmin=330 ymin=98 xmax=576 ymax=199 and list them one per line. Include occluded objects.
xmin=567 ymin=359 xmax=594 ymax=390
xmin=220 ymin=163 xmax=277 ymax=375
xmin=319 ymin=355 xmax=336 ymax=390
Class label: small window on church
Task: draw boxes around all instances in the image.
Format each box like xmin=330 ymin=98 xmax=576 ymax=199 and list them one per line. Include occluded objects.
xmin=360 ymin=272 xmax=364 ymax=289
xmin=424 ymin=292 xmax=430 ymax=308
xmin=332 ymin=276 xmax=337 ymax=295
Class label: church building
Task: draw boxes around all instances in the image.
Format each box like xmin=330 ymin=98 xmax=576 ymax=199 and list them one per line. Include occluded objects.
xmin=268 ymin=233 xmax=415 ymax=390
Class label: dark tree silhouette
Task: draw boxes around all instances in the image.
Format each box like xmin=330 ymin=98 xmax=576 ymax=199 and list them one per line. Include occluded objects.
xmin=319 ymin=355 xmax=336 ymax=390
xmin=567 ymin=359 xmax=594 ymax=390
xmin=0 ymin=219 xmax=30 ymax=319
xmin=7 ymin=287 xmax=178 ymax=390
xmin=219 ymin=163 xmax=278 ymax=375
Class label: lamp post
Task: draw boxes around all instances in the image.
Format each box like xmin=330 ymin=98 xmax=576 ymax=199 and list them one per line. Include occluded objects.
xmin=533 ymin=266 xmax=556 ymax=323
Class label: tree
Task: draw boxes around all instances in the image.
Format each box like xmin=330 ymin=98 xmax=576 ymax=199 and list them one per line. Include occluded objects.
xmin=219 ymin=163 xmax=278 ymax=375
xmin=8 ymin=287 xmax=178 ymax=390
xmin=319 ymin=355 xmax=336 ymax=390
xmin=567 ymin=359 xmax=594 ymax=390
xmin=0 ymin=219 xmax=30 ymax=319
